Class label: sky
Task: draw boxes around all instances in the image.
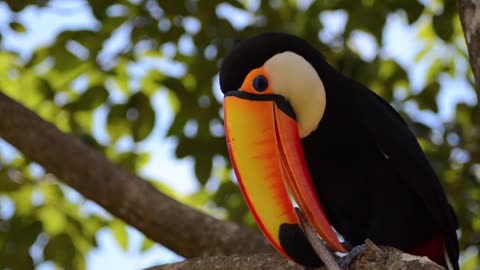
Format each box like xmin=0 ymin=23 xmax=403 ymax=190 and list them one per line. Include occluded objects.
xmin=0 ymin=0 xmax=477 ymax=269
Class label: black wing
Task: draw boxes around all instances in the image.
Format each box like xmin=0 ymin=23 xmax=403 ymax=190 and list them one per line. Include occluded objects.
xmin=353 ymin=81 xmax=459 ymax=269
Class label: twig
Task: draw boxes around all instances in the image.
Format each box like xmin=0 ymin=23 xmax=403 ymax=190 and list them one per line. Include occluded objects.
xmin=295 ymin=208 xmax=342 ymax=270
xmin=364 ymin=239 xmax=383 ymax=253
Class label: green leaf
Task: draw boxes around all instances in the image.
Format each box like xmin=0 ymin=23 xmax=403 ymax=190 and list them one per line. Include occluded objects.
xmin=10 ymin=185 xmax=34 ymax=215
xmin=73 ymin=110 xmax=94 ymax=132
xmin=194 ymin=155 xmax=212 ymax=185
xmin=416 ymin=82 xmax=440 ymax=113
xmin=141 ymin=237 xmax=155 ymax=252
xmin=418 ymin=20 xmax=435 ymax=40
xmin=175 ymin=137 xmax=191 ymax=159
xmin=114 ymin=59 xmax=130 ymax=94
xmin=0 ymin=216 xmax=39 ymax=270
xmin=426 ymin=58 xmax=443 ymax=84
xmin=415 ymin=43 xmax=434 ymax=63
xmin=213 ymin=181 xmax=249 ymax=224
xmin=379 ymin=60 xmax=396 ymax=79
xmin=128 ymin=92 xmax=156 ymax=142
xmin=149 ymin=180 xmax=179 ymax=198
xmin=107 ymin=104 xmax=129 ymax=142
xmin=11 ymin=217 xmax=43 ymax=248
xmin=404 ymin=0 xmax=424 ymax=24
xmin=433 ymin=14 xmax=454 ymax=41
xmin=0 ymin=169 xmax=24 ymax=192
xmin=44 ymin=233 xmax=76 ymax=270
xmin=68 ymin=86 xmax=109 ymax=111
xmin=38 ymin=206 xmax=67 ymax=235
xmin=49 ymin=61 xmax=92 ymax=90
xmin=41 ymin=183 xmax=64 ymax=201
xmin=5 ymin=0 xmax=29 ymax=12
xmin=9 ymin=21 xmax=26 ymax=33
xmin=110 ymin=219 xmax=129 ymax=251
xmin=142 ymin=70 xmax=164 ymax=96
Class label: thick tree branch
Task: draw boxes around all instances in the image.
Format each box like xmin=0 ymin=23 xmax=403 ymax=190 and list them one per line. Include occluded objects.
xmin=0 ymin=92 xmax=271 ymax=258
xmin=146 ymin=253 xmax=301 ymax=270
xmin=457 ymin=0 xmax=480 ymax=93
xmin=147 ymin=246 xmax=444 ymax=270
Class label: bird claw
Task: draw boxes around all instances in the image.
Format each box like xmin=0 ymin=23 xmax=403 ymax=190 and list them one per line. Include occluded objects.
xmin=338 ymin=244 xmax=368 ymax=269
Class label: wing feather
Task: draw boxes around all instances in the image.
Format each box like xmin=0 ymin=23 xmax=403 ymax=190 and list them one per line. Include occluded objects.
xmin=352 ymin=82 xmax=459 ymax=269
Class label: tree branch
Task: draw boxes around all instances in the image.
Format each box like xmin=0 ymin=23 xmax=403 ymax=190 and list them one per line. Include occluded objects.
xmin=457 ymin=0 xmax=480 ymax=93
xmin=146 ymin=253 xmax=302 ymax=270
xmin=0 ymin=92 xmax=271 ymax=258
xmin=295 ymin=208 xmax=341 ymax=270
xmin=146 ymin=246 xmax=445 ymax=270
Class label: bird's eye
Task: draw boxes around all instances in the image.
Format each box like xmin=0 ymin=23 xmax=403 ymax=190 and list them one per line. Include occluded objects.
xmin=252 ymin=75 xmax=268 ymax=92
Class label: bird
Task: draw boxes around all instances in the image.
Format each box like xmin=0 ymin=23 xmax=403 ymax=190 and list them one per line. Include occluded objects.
xmin=219 ymin=32 xmax=459 ymax=269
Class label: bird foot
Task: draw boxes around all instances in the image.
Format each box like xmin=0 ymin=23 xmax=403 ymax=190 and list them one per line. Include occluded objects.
xmin=338 ymin=244 xmax=368 ymax=269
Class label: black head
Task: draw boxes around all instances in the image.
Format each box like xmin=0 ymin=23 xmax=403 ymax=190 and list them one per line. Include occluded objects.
xmin=219 ymin=32 xmax=330 ymax=94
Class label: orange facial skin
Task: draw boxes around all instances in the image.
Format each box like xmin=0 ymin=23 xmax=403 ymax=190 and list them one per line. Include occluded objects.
xmin=239 ymin=66 xmax=274 ymax=95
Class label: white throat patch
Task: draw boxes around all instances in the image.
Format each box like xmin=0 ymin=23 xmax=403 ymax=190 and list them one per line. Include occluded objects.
xmin=264 ymin=51 xmax=326 ymax=138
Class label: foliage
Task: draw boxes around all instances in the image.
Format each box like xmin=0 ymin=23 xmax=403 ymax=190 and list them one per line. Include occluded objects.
xmin=0 ymin=0 xmax=478 ymax=269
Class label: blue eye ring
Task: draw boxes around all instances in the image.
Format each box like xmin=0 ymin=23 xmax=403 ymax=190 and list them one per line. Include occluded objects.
xmin=252 ymin=75 xmax=268 ymax=92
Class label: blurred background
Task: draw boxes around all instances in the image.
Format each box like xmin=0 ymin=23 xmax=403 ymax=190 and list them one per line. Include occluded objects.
xmin=0 ymin=0 xmax=478 ymax=269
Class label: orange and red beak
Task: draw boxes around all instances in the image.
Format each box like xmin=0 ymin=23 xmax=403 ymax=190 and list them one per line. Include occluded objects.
xmin=224 ymin=90 xmax=346 ymax=264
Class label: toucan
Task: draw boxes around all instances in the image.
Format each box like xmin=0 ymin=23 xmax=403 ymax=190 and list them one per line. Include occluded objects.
xmin=219 ymin=32 xmax=459 ymax=269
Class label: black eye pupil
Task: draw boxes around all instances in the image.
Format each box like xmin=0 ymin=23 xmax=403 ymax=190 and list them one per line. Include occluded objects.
xmin=253 ymin=75 xmax=268 ymax=92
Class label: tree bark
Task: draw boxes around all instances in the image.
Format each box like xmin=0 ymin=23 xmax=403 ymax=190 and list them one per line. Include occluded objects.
xmin=146 ymin=247 xmax=444 ymax=270
xmin=0 ymin=91 xmax=271 ymax=258
xmin=457 ymin=0 xmax=480 ymax=93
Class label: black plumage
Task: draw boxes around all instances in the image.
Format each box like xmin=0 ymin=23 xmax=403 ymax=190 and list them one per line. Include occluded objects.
xmin=220 ymin=32 xmax=459 ymax=269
